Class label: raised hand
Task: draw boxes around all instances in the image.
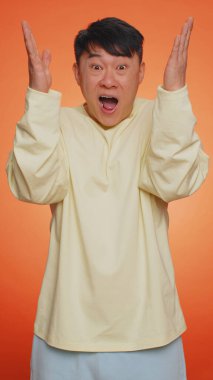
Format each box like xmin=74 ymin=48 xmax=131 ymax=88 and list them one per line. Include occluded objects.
xmin=21 ymin=21 xmax=52 ymax=93
xmin=163 ymin=17 xmax=194 ymax=91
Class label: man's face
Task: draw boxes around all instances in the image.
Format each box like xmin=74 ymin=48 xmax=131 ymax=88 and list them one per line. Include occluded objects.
xmin=73 ymin=46 xmax=145 ymax=129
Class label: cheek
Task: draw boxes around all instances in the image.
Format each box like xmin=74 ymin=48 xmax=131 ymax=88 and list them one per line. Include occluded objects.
xmin=122 ymin=72 xmax=140 ymax=90
xmin=81 ymin=78 xmax=97 ymax=98
xmin=123 ymin=81 xmax=138 ymax=100
xmin=131 ymin=75 xmax=141 ymax=93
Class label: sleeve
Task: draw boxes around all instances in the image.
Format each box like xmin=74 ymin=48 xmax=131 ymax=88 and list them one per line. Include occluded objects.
xmin=6 ymin=87 xmax=70 ymax=205
xmin=138 ymin=85 xmax=209 ymax=202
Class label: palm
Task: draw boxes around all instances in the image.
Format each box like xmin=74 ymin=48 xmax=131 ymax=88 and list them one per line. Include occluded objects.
xmin=163 ymin=17 xmax=194 ymax=91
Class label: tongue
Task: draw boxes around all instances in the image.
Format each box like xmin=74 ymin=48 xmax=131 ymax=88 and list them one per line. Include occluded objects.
xmin=102 ymin=99 xmax=117 ymax=110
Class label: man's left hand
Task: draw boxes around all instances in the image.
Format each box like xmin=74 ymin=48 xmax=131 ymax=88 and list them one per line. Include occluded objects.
xmin=163 ymin=17 xmax=194 ymax=91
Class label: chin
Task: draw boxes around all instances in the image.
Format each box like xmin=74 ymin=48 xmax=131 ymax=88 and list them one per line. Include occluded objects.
xmin=87 ymin=104 xmax=128 ymax=129
xmin=99 ymin=118 xmax=121 ymax=129
xmin=97 ymin=110 xmax=128 ymax=129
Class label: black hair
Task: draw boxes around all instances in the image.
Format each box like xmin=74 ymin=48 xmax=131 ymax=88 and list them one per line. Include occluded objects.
xmin=74 ymin=17 xmax=144 ymax=65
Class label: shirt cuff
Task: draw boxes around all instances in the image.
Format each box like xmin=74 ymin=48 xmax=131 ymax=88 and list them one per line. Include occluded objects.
xmin=157 ymin=84 xmax=188 ymax=100
xmin=27 ymin=86 xmax=62 ymax=99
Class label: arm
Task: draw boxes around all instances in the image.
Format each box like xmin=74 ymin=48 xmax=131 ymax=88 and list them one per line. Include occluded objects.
xmin=6 ymin=88 xmax=69 ymax=204
xmin=139 ymin=85 xmax=209 ymax=202
xmin=138 ymin=17 xmax=209 ymax=202
xmin=6 ymin=21 xmax=69 ymax=204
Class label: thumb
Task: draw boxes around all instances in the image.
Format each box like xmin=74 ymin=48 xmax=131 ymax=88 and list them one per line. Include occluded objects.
xmin=42 ymin=49 xmax=52 ymax=67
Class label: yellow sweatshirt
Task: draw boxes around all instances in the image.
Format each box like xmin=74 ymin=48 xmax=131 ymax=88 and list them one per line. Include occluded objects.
xmin=6 ymin=85 xmax=209 ymax=352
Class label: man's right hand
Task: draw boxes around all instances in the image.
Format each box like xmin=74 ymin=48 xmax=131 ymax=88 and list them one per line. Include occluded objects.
xmin=21 ymin=21 xmax=52 ymax=93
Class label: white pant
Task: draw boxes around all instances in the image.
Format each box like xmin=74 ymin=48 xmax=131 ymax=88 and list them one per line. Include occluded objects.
xmin=30 ymin=334 xmax=187 ymax=380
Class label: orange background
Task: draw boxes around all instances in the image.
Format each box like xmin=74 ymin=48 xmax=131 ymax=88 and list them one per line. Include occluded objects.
xmin=0 ymin=0 xmax=212 ymax=379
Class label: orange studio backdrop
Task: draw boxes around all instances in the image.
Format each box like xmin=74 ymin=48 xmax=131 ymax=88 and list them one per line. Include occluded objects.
xmin=0 ymin=0 xmax=212 ymax=379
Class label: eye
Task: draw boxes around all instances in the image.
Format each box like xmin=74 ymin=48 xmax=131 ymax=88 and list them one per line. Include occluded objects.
xmin=91 ymin=64 xmax=102 ymax=70
xmin=117 ymin=64 xmax=127 ymax=70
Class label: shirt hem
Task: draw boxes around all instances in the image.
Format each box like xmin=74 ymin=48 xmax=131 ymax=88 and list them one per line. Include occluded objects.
xmin=33 ymin=324 xmax=187 ymax=352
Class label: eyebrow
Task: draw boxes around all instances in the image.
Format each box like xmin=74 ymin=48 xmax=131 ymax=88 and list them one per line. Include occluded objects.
xmin=88 ymin=52 xmax=102 ymax=59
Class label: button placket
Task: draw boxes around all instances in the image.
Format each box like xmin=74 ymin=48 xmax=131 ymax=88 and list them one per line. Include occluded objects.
xmin=103 ymin=133 xmax=117 ymax=177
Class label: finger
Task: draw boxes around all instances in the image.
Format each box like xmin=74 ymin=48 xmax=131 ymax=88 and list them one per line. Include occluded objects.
xmin=178 ymin=21 xmax=189 ymax=55
xmin=179 ymin=17 xmax=194 ymax=55
xmin=186 ymin=16 xmax=194 ymax=32
xmin=184 ymin=17 xmax=194 ymax=51
xmin=183 ymin=28 xmax=191 ymax=54
xmin=30 ymin=29 xmax=40 ymax=56
xmin=21 ymin=20 xmax=40 ymax=58
xmin=170 ymin=35 xmax=180 ymax=58
xmin=42 ymin=49 xmax=52 ymax=67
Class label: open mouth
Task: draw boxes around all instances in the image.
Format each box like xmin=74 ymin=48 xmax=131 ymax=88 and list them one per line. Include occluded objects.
xmin=99 ymin=96 xmax=118 ymax=112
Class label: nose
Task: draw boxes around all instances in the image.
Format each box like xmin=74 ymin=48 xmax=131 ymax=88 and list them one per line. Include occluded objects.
xmin=99 ymin=68 xmax=118 ymax=88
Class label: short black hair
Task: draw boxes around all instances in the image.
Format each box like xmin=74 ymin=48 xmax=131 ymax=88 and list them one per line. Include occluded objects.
xmin=74 ymin=17 xmax=144 ymax=65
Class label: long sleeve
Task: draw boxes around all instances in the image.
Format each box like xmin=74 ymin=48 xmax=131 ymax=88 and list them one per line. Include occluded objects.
xmin=139 ymin=85 xmax=209 ymax=202
xmin=6 ymin=87 xmax=69 ymax=205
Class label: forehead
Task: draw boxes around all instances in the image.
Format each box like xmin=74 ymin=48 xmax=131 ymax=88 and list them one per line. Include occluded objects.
xmin=79 ymin=45 xmax=138 ymax=64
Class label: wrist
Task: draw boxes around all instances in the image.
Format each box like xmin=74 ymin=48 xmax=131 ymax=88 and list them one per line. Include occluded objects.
xmin=29 ymin=79 xmax=50 ymax=93
xmin=29 ymin=84 xmax=49 ymax=93
xmin=162 ymin=84 xmax=186 ymax=91
xmin=163 ymin=77 xmax=186 ymax=92
xmin=157 ymin=84 xmax=188 ymax=100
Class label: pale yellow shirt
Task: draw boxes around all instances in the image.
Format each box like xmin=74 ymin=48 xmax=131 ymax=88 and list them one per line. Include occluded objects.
xmin=6 ymin=85 xmax=209 ymax=351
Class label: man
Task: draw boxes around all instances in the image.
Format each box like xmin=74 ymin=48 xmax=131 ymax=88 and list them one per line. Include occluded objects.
xmin=7 ymin=17 xmax=208 ymax=380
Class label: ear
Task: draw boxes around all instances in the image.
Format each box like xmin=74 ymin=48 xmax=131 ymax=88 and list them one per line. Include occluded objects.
xmin=73 ymin=62 xmax=80 ymax=85
xmin=139 ymin=62 xmax=145 ymax=84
